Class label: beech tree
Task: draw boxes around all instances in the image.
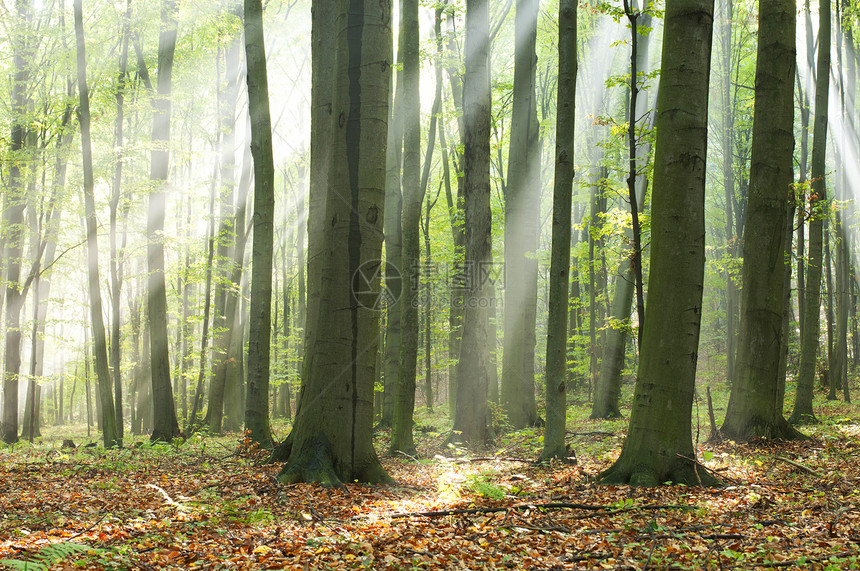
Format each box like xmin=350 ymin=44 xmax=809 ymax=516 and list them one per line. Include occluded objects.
xmin=244 ymin=0 xmax=276 ymax=448
xmin=540 ymin=0 xmax=576 ymax=462
xmin=450 ymin=0 xmax=493 ymax=447
xmin=75 ymin=0 xmax=119 ymax=447
xmin=277 ymin=0 xmax=393 ymax=485
xmin=598 ymin=0 xmax=717 ymax=486
xmin=791 ymin=0 xmax=830 ymax=425
xmin=148 ymin=0 xmax=181 ymax=443
xmin=720 ymin=0 xmax=802 ymax=441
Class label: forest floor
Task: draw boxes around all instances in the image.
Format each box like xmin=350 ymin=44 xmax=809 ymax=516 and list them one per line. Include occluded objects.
xmin=2 ymin=397 xmax=860 ymax=570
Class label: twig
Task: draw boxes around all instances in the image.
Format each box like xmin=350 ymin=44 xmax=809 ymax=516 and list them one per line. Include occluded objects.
xmin=774 ymin=456 xmax=820 ymax=476
xmin=67 ymin=511 xmax=110 ymax=540
xmin=566 ymin=431 xmax=616 ymax=438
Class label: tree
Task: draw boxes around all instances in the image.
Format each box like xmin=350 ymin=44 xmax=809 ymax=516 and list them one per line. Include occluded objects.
xmin=2 ymin=0 xmax=33 ymax=445
xmin=591 ymin=3 xmax=655 ymax=420
xmin=450 ymin=0 xmax=493 ymax=447
xmin=110 ymin=0 xmax=132 ymax=445
xmin=598 ymin=0 xmax=717 ymax=486
xmin=791 ymin=0 xmax=830 ymax=425
xmin=720 ymin=0 xmax=803 ymax=441
xmin=540 ymin=0 xmax=576 ymax=462
xmin=75 ymin=0 xmax=119 ymax=447
xmin=243 ymin=0 xmax=276 ymax=448
xmin=501 ymin=0 xmax=540 ymax=430
xmin=390 ymin=0 xmax=420 ymax=456
xmin=277 ymin=0 xmax=393 ymax=485
xmin=148 ymin=0 xmax=181 ymax=443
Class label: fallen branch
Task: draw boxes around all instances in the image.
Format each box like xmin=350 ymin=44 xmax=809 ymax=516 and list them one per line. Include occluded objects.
xmin=379 ymin=502 xmax=694 ymax=520
xmin=724 ymin=550 xmax=858 ymax=569
xmin=774 ymin=456 xmax=820 ymax=476
xmin=449 ymin=456 xmax=533 ymax=464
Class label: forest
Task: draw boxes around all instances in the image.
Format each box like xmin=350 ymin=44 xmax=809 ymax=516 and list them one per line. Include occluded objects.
xmin=2 ymin=0 xmax=860 ymax=567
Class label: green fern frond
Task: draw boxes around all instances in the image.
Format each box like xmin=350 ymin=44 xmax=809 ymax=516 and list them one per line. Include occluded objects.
xmin=0 ymin=541 xmax=100 ymax=571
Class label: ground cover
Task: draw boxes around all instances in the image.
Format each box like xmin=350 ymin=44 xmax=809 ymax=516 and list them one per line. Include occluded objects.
xmin=1 ymin=399 xmax=859 ymax=570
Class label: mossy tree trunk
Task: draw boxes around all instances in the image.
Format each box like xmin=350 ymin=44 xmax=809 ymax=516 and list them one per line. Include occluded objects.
xmin=598 ymin=0 xmax=718 ymax=486
xmin=278 ymin=0 xmax=393 ymax=486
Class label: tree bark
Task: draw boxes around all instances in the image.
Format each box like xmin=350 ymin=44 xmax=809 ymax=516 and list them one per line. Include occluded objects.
xmin=148 ymin=0 xmax=181 ymax=443
xmin=449 ymin=0 xmax=493 ymax=447
xmin=791 ymin=0 xmax=829 ymax=425
xmin=720 ymin=0 xmax=803 ymax=441
xmin=391 ymin=0 xmax=421 ymax=456
xmin=244 ymin=0 xmax=276 ymax=448
xmin=598 ymin=0 xmax=718 ymax=486
xmin=540 ymin=0 xmax=576 ymax=462
xmin=278 ymin=0 xmax=393 ymax=485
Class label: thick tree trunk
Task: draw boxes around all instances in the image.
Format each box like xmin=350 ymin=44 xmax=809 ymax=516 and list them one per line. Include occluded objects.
xmin=540 ymin=0 xmax=576 ymax=462
xmin=598 ymin=0 xmax=717 ymax=486
xmin=791 ymin=0 xmax=829 ymax=425
xmin=148 ymin=0 xmax=181 ymax=443
xmin=278 ymin=0 xmax=393 ymax=486
xmin=720 ymin=0 xmax=803 ymax=441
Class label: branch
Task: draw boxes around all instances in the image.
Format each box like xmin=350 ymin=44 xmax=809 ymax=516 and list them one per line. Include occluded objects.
xmin=775 ymin=456 xmax=820 ymax=476
xmin=378 ymin=502 xmax=694 ymax=520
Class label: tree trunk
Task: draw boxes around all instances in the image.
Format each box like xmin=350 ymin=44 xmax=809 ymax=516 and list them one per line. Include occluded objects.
xmin=720 ymin=0 xmax=803 ymax=441
xmin=540 ymin=0 xmax=576 ymax=462
xmin=449 ymin=0 xmax=493 ymax=447
xmin=391 ymin=0 xmax=421 ymax=456
xmin=2 ymin=0 xmax=32 ymax=446
xmin=110 ymin=0 xmax=131 ymax=444
xmin=501 ymin=0 xmax=541 ymax=430
xmin=277 ymin=0 xmax=393 ymax=486
xmin=148 ymin=0 xmax=181 ymax=443
xmin=791 ymin=0 xmax=829 ymax=425
xmin=381 ymin=31 xmax=404 ymax=430
xmin=76 ymin=0 xmax=119 ymax=447
xmin=243 ymin=0 xmax=276 ymax=448
xmin=598 ymin=0 xmax=718 ymax=486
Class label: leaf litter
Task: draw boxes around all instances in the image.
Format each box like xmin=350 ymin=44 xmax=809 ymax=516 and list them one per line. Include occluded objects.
xmin=1 ymin=411 xmax=859 ymax=570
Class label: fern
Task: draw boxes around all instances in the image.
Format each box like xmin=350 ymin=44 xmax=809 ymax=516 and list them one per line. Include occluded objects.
xmin=0 ymin=541 xmax=100 ymax=570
